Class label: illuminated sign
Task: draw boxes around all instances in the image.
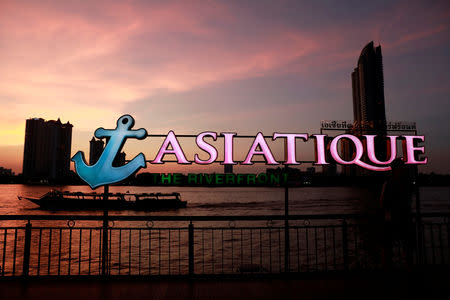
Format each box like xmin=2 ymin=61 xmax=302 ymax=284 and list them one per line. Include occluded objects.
xmin=321 ymin=120 xmax=417 ymax=131
xmin=72 ymin=115 xmax=147 ymax=188
xmin=72 ymin=115 xmax=427 ymax=188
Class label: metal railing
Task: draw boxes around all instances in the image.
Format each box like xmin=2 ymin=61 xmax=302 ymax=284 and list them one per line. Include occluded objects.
xmin=0 ymin=213 xmax=449 ymax=277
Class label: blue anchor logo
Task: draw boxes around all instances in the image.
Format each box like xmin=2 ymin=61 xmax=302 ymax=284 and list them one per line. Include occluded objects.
xmin=71 ymin=115 xmax=147 ymax=189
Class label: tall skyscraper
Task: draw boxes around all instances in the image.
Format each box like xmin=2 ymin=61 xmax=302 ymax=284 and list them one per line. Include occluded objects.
xmin=343 ymin=41 xmax=388 ymax=176
xmin=89 ymin=137 xmax=104 ymax=165
xmin=351 ymin=41 xmax=387 ymax=134
xmin=22 ymin=118 xmax=73 ymax=181
xmin=89 ymin=136 xmax=126 ymax=167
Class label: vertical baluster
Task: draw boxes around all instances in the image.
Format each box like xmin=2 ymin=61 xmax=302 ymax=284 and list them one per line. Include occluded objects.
xmin=68 ymin=228 xmax=72 ymax=275
xmin=332 ymin=227 xmax=337 ymax=269
xmin=138 ymin=229 xmax=141 ymax=276
xmin=23 ymin=222 xmax=32 ymax=277
xmin=314 ymin=227 xmax=318 ymax=271
xmin=212 ymin=229 xmax=215 ymax=273
xmin=241 ymin=229 xmax=244 ymax=273
xmin=221 ymin=229 xmax=224 ymax=274
xmin=118 ymin=229 xmax=122 ymax=275
xmin=37 ymin=228 xmax=42 ymax=275
xmin=47 ymin=229 xmax=52 ymax=275
xmin=58 ymin=229 xmax=62 ymax=276
xmin=296 ymin=228 xmax=300 ymax=272
xmin=430 ymin=224 xmax=436 ymax=264
xmin=128 ymin=229 xmax=131 ymax=275
xmin=2 ymin=229 xmax=7 ymax=276
xmin=178 ymin=229 xmax=181 ymax=275
xmin=231 ymin=229 xmax=234 ymax=273
xmin=438 ymin=224 xmax=444 ymax=264
xmin=202 ymin=228 xmax=204 ymax=274
xmin=148 ymin=228 xmax=152 ymax=275
xmin=305 ymin=227 xmax=309 ymax=271
xmin=354 ymin=225 xmax=358 ymax=265
xmin=108 ymin=228 xmax=112 ymax=274
xmin=250 ymin=229 xmax=252 ymax=274
xmin=269 ymin=228 xmax=272 ymax=273
xmin=158 ymin=229 xmax=161 ymax=275
xmin=13 ymin=229 xmax=18 ymax=276
xmin=239 ymin=229 xmax=243 ymax=273
xmin=278 ymin=228 xmax=281 ymax=273
xmin=188 ymin=223 xmax=194 ymax=276
xmin=447 ymin=222 xmax=450 ymax=264
xmin=79 ymin=229 xmax=82 ymax=275
xmin=324 ymin=227 xmax=328 ymax=271
xmin=259 ymin=228 xmax=262 ymax=273
xmin=88 ymin=229 xmax=92 ymax=275
xmin=168 ymin=229 xmax=171 ymax=275
xmin=148 ymin=229 xmax=151 ymax=275
xmin=342 ymin=220 xmax=349 ymax=271
xmin=98 ymin=228 xmax=102 ymax=275
xmin=422 ymin=224 xmax=428 ymax=265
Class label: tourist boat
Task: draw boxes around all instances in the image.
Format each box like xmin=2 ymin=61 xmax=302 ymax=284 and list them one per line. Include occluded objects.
xmin=18 ymin=190 xmax=187 ymax=210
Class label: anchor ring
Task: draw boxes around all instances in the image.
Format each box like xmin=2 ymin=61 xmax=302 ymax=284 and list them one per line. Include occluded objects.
xmin=304 ymin=220 xmax=310 ymax=226
xmin=109 ymin=220 xmax=115 ymax=228
xmin=146 ymin=221 xmax=154 ymax=228
xmin=266 ymin=220 xmax=273 ymax=228
xmin=228 ymin=220 xmax=236 ymax=228
xmin=67 ymin=220 xmax=75 ymax=228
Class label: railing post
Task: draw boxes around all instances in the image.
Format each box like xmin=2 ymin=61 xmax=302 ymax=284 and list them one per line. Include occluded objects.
xmin=101 ymin=185 xmax=109 ymax=276
xmin=23 ymin=220 xmax=32 ymax=277
xmin=188 ymin=221 xmax=194 ymax=275
xmin=415 ymin=180 xmax=424 ymax=266
xmin=284 ymin=169 xmax=290 ymax=273
xmin=342 ymin=219 xmax=348 ymax=271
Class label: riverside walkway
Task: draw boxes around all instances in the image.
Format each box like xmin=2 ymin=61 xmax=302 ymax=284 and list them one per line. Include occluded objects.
xmin=0 ymin=271 xmax=449 ymax=300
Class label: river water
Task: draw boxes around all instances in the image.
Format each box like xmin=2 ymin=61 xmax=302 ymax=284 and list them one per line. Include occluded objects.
xmin=1 ymin=184 xmax=449 ymax=215
xmin=0 ymin=184 xmax=448 ymax=276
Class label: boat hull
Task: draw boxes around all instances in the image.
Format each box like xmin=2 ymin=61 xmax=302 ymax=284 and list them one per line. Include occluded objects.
xmin=19 ymin=192 xmax=187 ymax=211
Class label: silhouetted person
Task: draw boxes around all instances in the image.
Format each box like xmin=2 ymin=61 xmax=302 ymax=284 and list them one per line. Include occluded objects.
xmin=379 ymin=158 xmax=415 ymax=269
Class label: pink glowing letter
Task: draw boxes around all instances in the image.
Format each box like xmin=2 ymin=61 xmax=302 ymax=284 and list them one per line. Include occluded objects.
xmin=403 ymin=135 xmax=427 ymax=164
xmin=330 ymin=134 xmax=390 ymax=171
xmin=312 ymin=134 xmax=328 ymax=165
xmin=273 ymin=133 xmax=308 ymax=164
xmin=242 ymin=132 xmax=278 ymax=165
xmin=151 ymin=131 xmax=190 ymax=164
xmin=365 ymin=135 xmax=398 ymax=165
xmin=195 ymin=132 xmax=218 ymax=164
xmin=221 ymin=133 xmax=237 ymax=165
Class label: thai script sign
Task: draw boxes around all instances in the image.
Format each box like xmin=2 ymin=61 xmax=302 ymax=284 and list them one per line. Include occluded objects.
xmin=321 ymin=120 xmax=416 ymax=131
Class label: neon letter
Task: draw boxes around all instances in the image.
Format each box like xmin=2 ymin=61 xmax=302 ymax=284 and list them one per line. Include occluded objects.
xmin=242 ymin=132 xmax=278 ymax=165
xmin=194 ymin=132 xmax=218 ymax=164
xmin=312 ymin=134 xmax=328 ymax=165
xmin=403 ymin=135 xmax=427 ymax=164
xmin=365 ymin=135 xmax=398 ymax=165
xmin=273 ymin=133 xmax=308 ymax=164
xmin=151 ymin=131 xmax=190 ymax=164
xmin=330 ymin=134 xmax=390 ymax=171
xmin=221 ymin=133 xmax=237 ymax=165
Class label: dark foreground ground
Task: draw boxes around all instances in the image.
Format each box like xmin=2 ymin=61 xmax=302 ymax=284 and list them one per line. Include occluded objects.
xmin=1 ymin=271 xmax=449 ymax=300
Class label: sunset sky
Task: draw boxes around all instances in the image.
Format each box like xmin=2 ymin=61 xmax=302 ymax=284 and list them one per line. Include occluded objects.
xmin=1 ymin=0 xmax=449 ymax=174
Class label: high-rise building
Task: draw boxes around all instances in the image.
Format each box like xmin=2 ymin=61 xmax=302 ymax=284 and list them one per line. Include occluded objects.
xmin=342 ymin=41 xmax=388 ymax=176
xmin=351 ymin=41 xmax=387 ymax=134
xmin=112 ymin=151 xmax=126 ymax=167
xmin=22 ymin=118 xmax=73 ymax=181
xmin=89 ymin=136 xmax=126 ymax=167
xmin=89 ymin=137 xmax=104 ymax=165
